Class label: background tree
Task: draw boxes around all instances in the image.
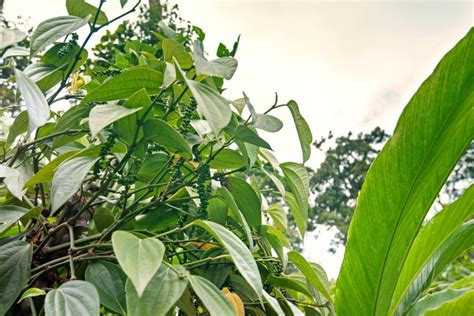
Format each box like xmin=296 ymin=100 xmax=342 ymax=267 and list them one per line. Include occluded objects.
xmin=308 ymin=128 xmax=472 ymax=253
xmin=309 ymin=127 xmax=388 ymax=251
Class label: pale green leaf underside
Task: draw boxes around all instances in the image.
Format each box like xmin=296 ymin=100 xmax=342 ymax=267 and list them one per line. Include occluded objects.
xmin=194 ymin=220 xmax=263 ymax=300
xmin=193 ymin=40 xmax=238 ymax=80
xmin=51 ymin=156 xmax=99 ymax=213
xmin=30 ymin=16 xmax=90 ymax=56
xmin=112 ymin=231 xmax=165 ymax=297
xmin=14 ymin=68 xmax=50 ymax=133
xmin=89 ymin=103 xmax=141 ymax=138
xmin=126 ymin=265 xmax=187 ymax=316
xmin=44 ymin=280 xmax=100 ymax=316
xmin=0 ymin=205 xmax=28 ymax=234
xmin=188 ymin=275 xmax=236 ymax=316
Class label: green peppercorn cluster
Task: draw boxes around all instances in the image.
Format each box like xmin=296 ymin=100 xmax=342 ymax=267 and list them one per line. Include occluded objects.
xmin=178 ymin=99 xmax=197 ymax=135
xmin=196 ymin=165 xmax=211 ymax=217
xmin=57 ymin=33 xmax=78 ymax=58
xmin=171 ymin=157 xmax=185 ymax=180
xmin=93 ymin=133 xmax=116 ymax=176
xmin=272 ymin=261 xmax=283 ymax=277
xmin=92 ymin=68 xmax=123 ymax=78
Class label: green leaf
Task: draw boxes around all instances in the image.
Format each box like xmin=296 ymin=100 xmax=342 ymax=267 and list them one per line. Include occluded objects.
xmin=113 ymin=88 xmax=151 ymax=144
xmin=17 ymin=288 xmax=46 ymax=303
xmin=177 ymin=65 xmax=231 ymax=135
xmin=112 ymin=230 xmax=165 ymax=297
xmin=281 ymin=187 xmax=307 ymax=237
xmin=188 ymin=275 xmax=236 ymax=316
xmin=162 ymin=62 xmax=177 ymax=89
xmin=209 ymin=148 xmax=245 ymax=170
xmin=24 ymin=151 xmax=79 ymax=187
xmin=390 ymin=186 xmax=474 ymax=315
xmin=281 ymin=162 xmax=309 ymax=237
xmin=44 ymin=280 xmax=100 ymax=316
xmin=126 ymin=265 xmax=188 ymax=316
xmin=286 ymin=100 xmax=312 ymax=163
xmin=266 ymin=203 xmax=287 ymax=232
xmin=262 ymin=290 xmax=285 ymax=316
xmin=83 ymin=68 xmax=163 ymax=103
xmin=193 ymin=40 xmax=238 ymax=80
xmin=0 ymin=240 xmax=32 ymax=315
xmin=30 ymin=16 xmax=90 ymax=56
xmin=0 ymin=205 xmax=28 ymax=234
xmin=6 ymin=110 xmax=28 ymax=144
xmin=53 ymin=103 xmax=89 ymax=148
xmin=235 ymin=125 xmax=272 ymax=150
xmin=14 ymin=68 xmax=50 ymax=133
xmin=51 ymin=156 xmax=99 ymax=213
xmin=3 ymin=45 xmax=29 ymax=58
xmin=143 ymin=119 xmax=192 ymax=155
xmin=287 ymin=251 xmax=332 ymax=302
xmin=193 ymin=220 xmax=263 ymax=300
xmin=85 ymin=261 xmax=127 ymax=314
xmin=162 ymin=38 xmax=193 ymax=69
xmin=261 ymin=226 xmax=288 ymax=269
xmin=226 ymin=176 xmax=261 ymax=229
xmin=216 ymin=187 xmax=254 ymax=249
xmin=244 ymin=92 xmax=283 ymax=132
xmin=267 ymin=275 xmax=313 ymax=298
xmin=406 ymin=288 xmax=473 ymax=316
xmin=336 ymin=29 xmax=474 ymax=316
xmin=261 ymin=168 xmax=285 ymax=197
xmin=66 ymin=0 xmax=108 ymax=25
xmin=89 ymin=103 xmax=141 ymax=138
xmin=120 ymin=0 xmax=128 ymax=8
xmin=25 ymin=43 xmax=88 ymax=92
xmin=207 ymin=198 xmax=228 ymax=225
xmin=0 ymin=28 xmax=26 ymax=49
xmin=0 ymin=165 xmax=25 ymax=199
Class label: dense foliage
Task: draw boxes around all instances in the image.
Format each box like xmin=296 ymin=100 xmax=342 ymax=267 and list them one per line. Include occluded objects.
xmin=0 ymin=1 xmax=472 ymax=315
xmin=0 ymin=1 xmax=323 ymax=315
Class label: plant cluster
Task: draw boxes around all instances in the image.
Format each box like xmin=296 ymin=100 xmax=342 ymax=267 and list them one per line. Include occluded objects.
xmin=0 ymin=1 xmax=472 ymax=315
xmin=0 ymin=1 xmax=328 ymax=315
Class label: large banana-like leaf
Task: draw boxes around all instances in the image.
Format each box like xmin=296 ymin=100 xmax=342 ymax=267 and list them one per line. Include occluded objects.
xmin=391 ymin=186 xmax=474 ymax=315
xmin=335 ymin=28 xmax=474 ymax=315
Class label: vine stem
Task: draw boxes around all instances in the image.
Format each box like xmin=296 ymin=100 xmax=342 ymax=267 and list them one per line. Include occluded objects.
xmin=67 ymin=225 xmax=76 ymax=279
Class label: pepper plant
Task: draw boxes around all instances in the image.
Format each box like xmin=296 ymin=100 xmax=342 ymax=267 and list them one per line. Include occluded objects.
xmin=0 ymin=1 xmax=329 ymax=315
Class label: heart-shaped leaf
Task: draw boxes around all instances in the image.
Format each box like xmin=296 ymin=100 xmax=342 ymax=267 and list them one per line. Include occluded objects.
xmin=126 ymin=265 xmax=188 ymax=316
xmin=44 ymin=280 xmax=100 ymax=316
xmin=112 ymin=231 xmax=165 ymax=297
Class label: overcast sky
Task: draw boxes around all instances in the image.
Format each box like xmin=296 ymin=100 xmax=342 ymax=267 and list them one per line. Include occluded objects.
xmin=4 ymin=0 xmax=473 ymax=278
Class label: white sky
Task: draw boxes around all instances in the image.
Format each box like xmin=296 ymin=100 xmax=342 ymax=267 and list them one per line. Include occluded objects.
xmin=4 ymin=0 xmax=473 ymax=278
